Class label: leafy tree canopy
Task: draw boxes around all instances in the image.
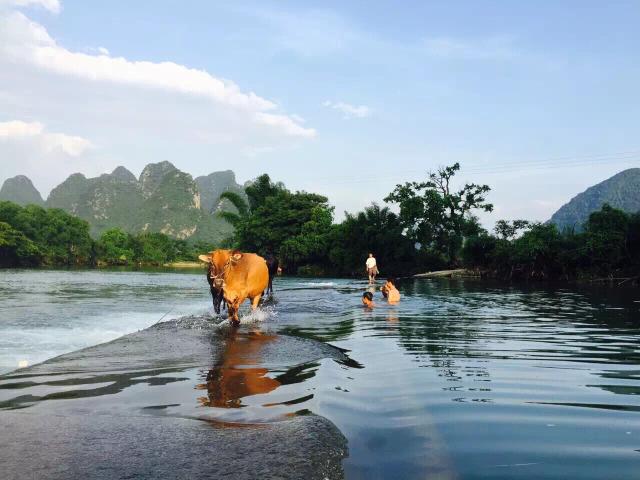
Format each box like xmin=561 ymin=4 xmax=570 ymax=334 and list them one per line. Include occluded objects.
xmin=385 ymin=163 xmax=493 ymax=262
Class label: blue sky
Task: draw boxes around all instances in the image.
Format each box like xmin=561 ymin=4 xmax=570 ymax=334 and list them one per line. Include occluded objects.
xmin=1 ymin=0 xmax=639 ymax=225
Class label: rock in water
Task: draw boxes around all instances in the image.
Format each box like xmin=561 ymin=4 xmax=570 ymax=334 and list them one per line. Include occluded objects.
xmin=0 ymin=317 xmax=349 ymax=480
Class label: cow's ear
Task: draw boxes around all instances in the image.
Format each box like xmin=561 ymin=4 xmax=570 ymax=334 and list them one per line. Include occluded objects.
xmin=198 ymin=254 xmax=212 ymax=264
xmin=231 ymin=252 xmax=243 ymax=262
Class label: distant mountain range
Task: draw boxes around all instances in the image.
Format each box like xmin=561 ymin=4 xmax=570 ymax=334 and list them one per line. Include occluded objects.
xmin=0 ymin=162 xmax=246 ymax=242
xmin=549 ymin=168 xmax=640 ymax=230
xmin=4 ymin=165 xmax=639 ymax=240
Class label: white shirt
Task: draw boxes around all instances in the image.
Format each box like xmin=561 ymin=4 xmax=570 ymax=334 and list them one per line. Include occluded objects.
xmin=366 ymin=257 xmax=377 ymax=269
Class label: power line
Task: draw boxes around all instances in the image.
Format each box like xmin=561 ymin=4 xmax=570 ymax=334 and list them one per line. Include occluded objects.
xmin=294 ymin=150 xmax=640 ymax=188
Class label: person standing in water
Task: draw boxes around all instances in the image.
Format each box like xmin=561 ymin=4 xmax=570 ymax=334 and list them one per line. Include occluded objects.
xmin=365 ymin=253 xmax=378 ymax=284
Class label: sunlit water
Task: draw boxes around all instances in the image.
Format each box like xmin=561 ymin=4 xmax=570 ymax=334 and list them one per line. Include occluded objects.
xmin=0 ymin=269 xmax=209 ymax=372
xmin=1 ymin=270 xmax=640 ymax=479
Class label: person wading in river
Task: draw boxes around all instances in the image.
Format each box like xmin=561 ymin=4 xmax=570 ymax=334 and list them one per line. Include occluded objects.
xmin=362 ymin=291 xmax=375 ymax=308
xmin=366 ymin=253 xmax=378 ymax=284
xmin=381 ymin=278 xmax=401 ymax=304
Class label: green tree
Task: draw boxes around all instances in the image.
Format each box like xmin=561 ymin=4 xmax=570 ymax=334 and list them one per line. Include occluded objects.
xmin=245 ymin=174 xmax=286 ymax=211
xmin=98 ymin=228 xmax=134 ymax=265
xmin=40 ymin=208 xmax=94 ymax=265
xmin=328 ymin=204 xmax=418 ymax=276
xmin=0 ymin=201 xmax=22 ymax=229
xmin=461 ymin=232 xmax=497 ymax=269
xmin=0 ymin=221 xmax=40 ymax=266
xmin=385 ymin=163 xmax=493 ymax=264
xmin=216 ymin=191 xmax=249 ymax=226
xmin=281 ymin=205 xmax=334 ymax=271
xmin=494 ymin=219 xmax=530 ymax=240
xmin=135 ymin=232 xmax=178 ymax=265
xmin=235 ymin=189 xmax=332 ymax=256
xmin=583 ymin=204 xmax=629 ymax=274
xmin=511 ymin=223 xmax=563 ymax=279
xmin=0 ymin=203 xmax=93 ymax=265
xmin=627 ymin=212 xmax=640 ymax=267
xmin=1 ymin=201 xmax=95 ymax=266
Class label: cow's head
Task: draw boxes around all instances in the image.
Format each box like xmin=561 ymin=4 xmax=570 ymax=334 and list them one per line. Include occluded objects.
xmin=199 ymin=251 xmax=230 ymax=289
xmin=198 ymin=254 xmax=212 ymax=265
xmin=199 ymin=254 xmax=213 ymax=277
xmin=199 ymin=254 xmax=217 ymax=285
xmin=230 ymin=251 xmax=243 ymax=264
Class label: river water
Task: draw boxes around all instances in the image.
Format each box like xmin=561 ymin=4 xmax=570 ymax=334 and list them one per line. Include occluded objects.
xmin=1 ymin=269 xmax=639 ymax=479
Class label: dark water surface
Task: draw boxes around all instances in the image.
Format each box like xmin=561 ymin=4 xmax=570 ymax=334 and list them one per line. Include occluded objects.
xmin=1 ymin=270 xmax=639 ymax=479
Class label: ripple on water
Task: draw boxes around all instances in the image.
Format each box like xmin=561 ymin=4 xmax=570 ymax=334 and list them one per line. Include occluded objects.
xmin=1 ymin=272 xmax=640 ymax=479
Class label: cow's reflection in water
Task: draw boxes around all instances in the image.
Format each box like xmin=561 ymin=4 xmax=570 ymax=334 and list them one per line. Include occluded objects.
xmin=197 ymin=331 xmax=280 ymax=408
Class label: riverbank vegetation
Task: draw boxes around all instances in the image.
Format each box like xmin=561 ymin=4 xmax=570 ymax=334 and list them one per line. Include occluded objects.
xmin=220 ymin=168 xmax=640 ymax=281
xmin=462 ymin=205 xmax=640 ymax=281
xmin=0 ymin=201 xmax=215 ymax=267
xmin=1 ymin=165 xmax=639 ymax=282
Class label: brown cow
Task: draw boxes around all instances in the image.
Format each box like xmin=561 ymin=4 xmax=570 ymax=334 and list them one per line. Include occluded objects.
xmin=199 ymin=249 xmax=269 ymax=326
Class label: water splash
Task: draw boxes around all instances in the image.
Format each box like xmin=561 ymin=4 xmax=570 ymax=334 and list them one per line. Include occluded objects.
xmin=242 ymin=305 xmax=278 ymax=324
xmin=297 ymin=282 xmax=336 ymax=287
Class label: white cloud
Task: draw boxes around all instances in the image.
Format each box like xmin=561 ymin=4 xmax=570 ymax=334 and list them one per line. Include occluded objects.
xmin=0 ymin=10 xmax=314 ymax=137
xmin=0 ymin=120 xmax=92 ymax=156
xmin=0 ymin=4 xmax=319 ymax=195
xmin=254 ymin=112 xmax=315 ymax=137
xmin=0 ymin=0 xmax=60 ymax=13
xmin=0 ymin=119 xmax=42 ymax=137
xmin=85 ymin=46 xmax=110 ymax=56
xmin=323 ymin=100 xmax=372 ymax=119
xmin=291 ymin=114 xmax=306 ymax=124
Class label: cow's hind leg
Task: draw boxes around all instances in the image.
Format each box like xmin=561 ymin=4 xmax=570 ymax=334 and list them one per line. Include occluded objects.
xmin=250 ymin=294 xmax=262 ymax=310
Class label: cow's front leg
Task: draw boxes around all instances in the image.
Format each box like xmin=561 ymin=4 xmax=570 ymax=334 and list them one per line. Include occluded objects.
xmin=212 ymin=289 xmax=221 ymax=315
xmin=227 ymin=303 xmax=239 ymax=326
xmin=226 ymin=297 xmax=241 ymax=326
xmin=217 ymin=290 xmax=225 ymax=314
